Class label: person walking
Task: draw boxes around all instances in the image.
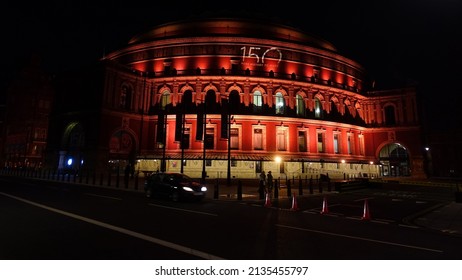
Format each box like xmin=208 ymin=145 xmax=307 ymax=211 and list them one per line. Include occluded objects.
xmin=266 ymin=171 xmax=273 ymax=197
xmin=258 ymin=171 xmax=266 ymax=199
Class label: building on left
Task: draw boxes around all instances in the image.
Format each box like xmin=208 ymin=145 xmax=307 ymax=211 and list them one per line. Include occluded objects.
xmin=1 ymin=56 xmax=54 ymax=170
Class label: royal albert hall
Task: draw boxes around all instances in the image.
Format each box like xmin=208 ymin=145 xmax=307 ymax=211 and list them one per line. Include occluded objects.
xmin=52 ymin=17 xmax=425 ymax=180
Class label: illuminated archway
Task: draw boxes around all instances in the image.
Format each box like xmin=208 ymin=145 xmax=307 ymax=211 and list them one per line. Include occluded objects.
xmin=57 ymin=122 xmax=86 ymax=170
xmin=378 ymin=143 xmax=410 ymax=177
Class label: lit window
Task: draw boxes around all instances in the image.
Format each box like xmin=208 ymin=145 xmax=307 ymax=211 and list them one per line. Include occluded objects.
xmin=275 ymin=92 xmax=285 ymax=115
xmin=358 ymin=134 xmax=365 ymax=155
xmin=296 ymin=94 xmax=305 ymax=116
xmin=230 ymin=128 xmax=239 ymax=150
xmin=314 ymin=98 xmax=323 ymax=119
xmin=277 ymin=126 xmax=287 ymax=151
xmin=254 ymin=128 xmax=263 ymax=150
xmin=317 ymin=132 xmax=325 ymax=153
xmin=253 ymin=90 xmax=263 ymax=109
xmin=334 ymin=133 xmax=341 ymax=154
xmin=347 ymin=134 xmax=353 ymax=154
xmin=161 ymin=90 xmax=171 ymax=109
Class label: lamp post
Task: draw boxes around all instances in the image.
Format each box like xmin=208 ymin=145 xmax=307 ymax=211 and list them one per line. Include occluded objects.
xmin=369 ymin=161 xmax=374 ymax=178
xmin=227 ymin=115 xmax=233 ymax=187
xmin=275 ymin=155 xmax=286 ymax=181
xmin=221 ymin=96 xmax=232 ymax=187
xmin=201 ymin=101 xmax=207 ymax=183
xmin=180 ymin=112 xmax=185 ymax=174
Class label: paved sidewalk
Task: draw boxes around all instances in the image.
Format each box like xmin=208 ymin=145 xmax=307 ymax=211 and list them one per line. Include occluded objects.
xmin=206 ymin=179 xmax=462 ymax=237
xmin=412 ymin=201 xmax=462 ymax=237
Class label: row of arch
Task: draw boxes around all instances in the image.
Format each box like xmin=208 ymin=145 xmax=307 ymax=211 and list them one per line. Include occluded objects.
xmin=116 ymin=78 xmax=401 ymax=127
xmin=154 ymin=83 xmax=365 ymax=119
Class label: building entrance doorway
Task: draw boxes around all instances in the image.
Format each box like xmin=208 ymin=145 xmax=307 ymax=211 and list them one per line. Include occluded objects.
xmin=379 ymin=143 xmax=410 ymax=177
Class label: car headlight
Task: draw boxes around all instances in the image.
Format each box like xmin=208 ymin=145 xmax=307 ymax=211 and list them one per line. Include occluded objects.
xmin=201 ymin=186 xmax=207 ymax=192
xmin=182 ymin=186 xmax=194 ymax=192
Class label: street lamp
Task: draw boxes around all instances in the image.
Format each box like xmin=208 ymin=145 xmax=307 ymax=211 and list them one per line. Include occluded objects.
xmin=221 ymin=96 xmax=233 ymax=187
xmin=369 ymin=161 xmax=374 ymax=178
xmin=275 ymin=155 xmax=286 ymax=181
xmin=226 ymin=115 xmax=233 ymax=187
xmin=275 ymin=156 xmax=282 ymax=165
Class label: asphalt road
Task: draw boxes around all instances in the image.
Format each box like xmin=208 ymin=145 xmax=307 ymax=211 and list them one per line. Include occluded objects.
xmin=1 ymin=176 xmax=461 ymax=260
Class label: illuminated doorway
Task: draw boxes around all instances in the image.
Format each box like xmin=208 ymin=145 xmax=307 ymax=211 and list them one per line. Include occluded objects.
xmin=379 ymin=143 xmax=410 ymax=177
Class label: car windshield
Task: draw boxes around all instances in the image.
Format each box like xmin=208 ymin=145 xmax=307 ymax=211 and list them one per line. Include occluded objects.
xmin=168 ymin=174 xmax=192 ymax=183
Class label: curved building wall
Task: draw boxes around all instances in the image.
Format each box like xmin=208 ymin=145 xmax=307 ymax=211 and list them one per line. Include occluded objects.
xmin=64 ymin=17 xmax=423 ymax=179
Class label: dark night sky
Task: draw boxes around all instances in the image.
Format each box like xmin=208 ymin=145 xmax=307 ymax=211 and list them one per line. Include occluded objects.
xmin=3 ymin=0 xmax=462 ymax=129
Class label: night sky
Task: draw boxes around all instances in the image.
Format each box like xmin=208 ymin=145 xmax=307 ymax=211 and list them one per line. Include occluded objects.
xmin=3 ymin=0 xmax=462 ymax=129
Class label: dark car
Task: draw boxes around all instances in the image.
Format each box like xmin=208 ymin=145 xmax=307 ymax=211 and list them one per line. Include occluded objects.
xmin=144 ymin=172 xmax=207 ymax=201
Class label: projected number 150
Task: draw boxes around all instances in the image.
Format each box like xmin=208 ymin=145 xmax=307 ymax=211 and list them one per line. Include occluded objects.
xmin=240 ymin=46 xmax=282 ymax=65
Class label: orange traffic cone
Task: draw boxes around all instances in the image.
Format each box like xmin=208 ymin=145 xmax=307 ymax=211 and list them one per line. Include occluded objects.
xmin=320 ymin=196 xmax=329 ymax=214
xmin=291 ymin=193 xmax=299 ymax=211
xmin=264 ymin=192 xmax=272 ymax=207
xmin=362 ymin=199 xmax=371 ymax=220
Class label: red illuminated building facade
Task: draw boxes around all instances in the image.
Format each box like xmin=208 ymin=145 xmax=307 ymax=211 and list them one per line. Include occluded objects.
xmin=46 ymin=17 xmax=425 ymax=180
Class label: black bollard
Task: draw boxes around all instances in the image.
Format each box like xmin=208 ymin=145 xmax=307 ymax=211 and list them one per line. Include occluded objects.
xmin=274 ymin=179 xmax=279 ymax=199
xmin=309 ymin=176 xmax=313 ymax=194
xmin=299 ymin=177 xmax=303 ymax=195
xmin=134 ymin=173 xmax=139 ymax=190
xmin=287 ymin=179 xmax=291 ymax=197
xmin=214 ymin=179 xmax=219 ymax=199
xmin=237 ymin=180 xmax=242 ymax=200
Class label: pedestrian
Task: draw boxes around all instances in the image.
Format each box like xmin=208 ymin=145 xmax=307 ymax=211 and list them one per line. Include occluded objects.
xmin=258 ymin=171 xmax=266 ymax=199
xmin=266 ymin=171 xmax=273 ymax=197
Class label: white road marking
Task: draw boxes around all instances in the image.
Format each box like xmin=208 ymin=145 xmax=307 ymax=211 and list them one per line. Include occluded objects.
xmin=84 ymin=193 xmax=122 ymax=200
xmin=354 ymin=197 xmax=375 ymax=202
xmin=0 ymin=192 xmax=224 ymax=260
xmin=276 ymin=224 xmax=443 ymax=253
xmin=148 ymin=203 xmax=218 ymax=216
xmin=399 ymin=224 xmax=419 ymax=229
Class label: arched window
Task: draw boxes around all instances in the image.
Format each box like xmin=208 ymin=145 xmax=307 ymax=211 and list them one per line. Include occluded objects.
xmin=296 ymin=94 xmax=305 ymax=116
xmin=275 ymin=92 xmax=285 ymax=115
xmin=205 ymin=90 xmax=217 ymax=112
xmin=229 ymin=90 xmax=240 ymax=113
xmin=253 ymin=90 xmax=263 ymax=112
xmin=161 ymin=90 xmax=171 ymax=110
xmin=120 ymin=84 xmax=132 ymax=110
xmin=182 ymin=90 xmax=193 ymax=112
xmin=314 ymin=98 xmax=323 ymax=119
